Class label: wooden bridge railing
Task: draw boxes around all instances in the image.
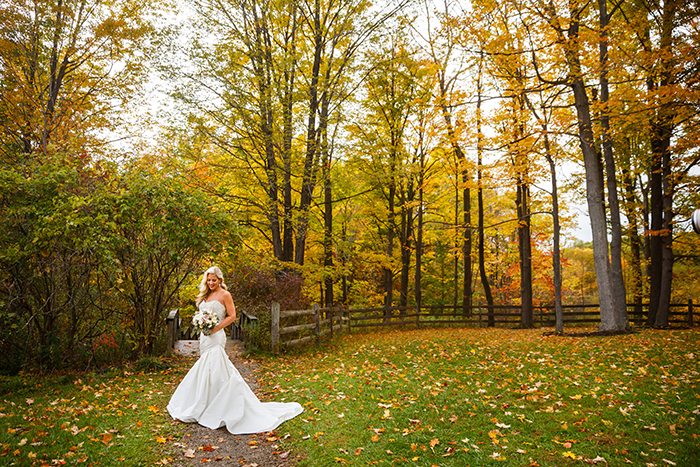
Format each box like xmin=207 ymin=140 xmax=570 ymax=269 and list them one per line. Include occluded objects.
xmin=165 ymin=308 xmax=260 ymax=354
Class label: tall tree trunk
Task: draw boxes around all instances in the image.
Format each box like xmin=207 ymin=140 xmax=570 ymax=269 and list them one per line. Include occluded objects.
xmin=648 ymin=0 xmax=677 ymax=327
xmin=647 ymin=145 xmax=663 ymax=325
xmin=475 ymin=56 xmax=495 ymax=325
xmin=281 ymin=4 xmax=297 ymax=263
xmin=440 ymin=103 xmax=471 ymax=318
xmin=599 ymin=0 xmax=628 ymax=329
xmin=462 ymin=178 xmax=472 ymax=316
xmin=570 ymin=75 xmax=619 ymax=330
xmin=415 ymin=146 xmax=424 ymax=324
xmin=453 ymin=183 xmax=459 ymax=311
xmin=514 ymin=93 xmax=533 ymax=328
xmin=384 ymin=156 xmax=396 ymax=320
xmin=399 ymin=183 xmax=414 ymax=309
xmin=248 ymin=1 xmax=282 ymax=261
xmin=544 ymin=140 xmax=564 ymax=334
xmin=655 ymin=146 xmax=674 ymax=326
xmin=517 ymin=179 xmax=533 ymax=328
xmin=296 ymin=0 xmax=324 ymax=266
xmin=322 ymin=129 xmax=333 ymax=309
xmin=542 ymin=2 xmax=621 ymax=330
xmin=620 ymin=157 xmax=644 ymax=322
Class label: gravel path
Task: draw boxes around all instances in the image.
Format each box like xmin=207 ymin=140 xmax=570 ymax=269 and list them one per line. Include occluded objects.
xmin=168 ymin=340 xmax=301 ymax=467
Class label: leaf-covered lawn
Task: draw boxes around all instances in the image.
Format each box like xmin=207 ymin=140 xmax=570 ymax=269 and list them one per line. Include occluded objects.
xmin=1 ymin=328 xmax=698 ymax=466
xmin=259 ymin=327 xmax=700 ymax=466
xmin=0 ymin=360 xmax=190 ymax=466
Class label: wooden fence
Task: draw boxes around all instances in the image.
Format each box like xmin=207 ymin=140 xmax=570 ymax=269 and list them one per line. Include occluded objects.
xmin=271 ymin=302 xmax=349 ymax=354
xmin=346 ymin=300 xmax=696 ymax=329
xmin=168 ymin=300 xmax=694 ymax=355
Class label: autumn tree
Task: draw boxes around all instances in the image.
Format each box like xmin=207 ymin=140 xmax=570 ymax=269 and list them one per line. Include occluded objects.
xmin=0 ymin=0 xmax=161 ymax=369
xmin=168 ymin=0 xmax=406 ymax=271
xmin=0 ymin=0 xmax=154 ymax=156
xmin=411 ymin=0 xmax=474 ymax=315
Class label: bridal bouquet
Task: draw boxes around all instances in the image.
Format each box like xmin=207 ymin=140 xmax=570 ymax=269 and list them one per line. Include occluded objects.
xmin=192 ymin=310 xmax=220 ymax=335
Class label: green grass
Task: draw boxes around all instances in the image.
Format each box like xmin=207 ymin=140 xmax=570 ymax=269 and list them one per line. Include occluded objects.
xmin=258 ymin=327 xmax=700 ymax=466
xmin=1 ymin=328 xmax=698 ymax=466
xmin=0 ymin=358 xmax=192 ymax=466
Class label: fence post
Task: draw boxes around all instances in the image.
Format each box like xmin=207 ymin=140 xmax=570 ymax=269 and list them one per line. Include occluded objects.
xmin=271 ymin=302 xmax=280 ymax=354
xmin=689 ymin=299 xmax=694 ymax=327
xmin=329 ymin=307 xmax=334 ymax=338
xmin=165 ymin=309 xmax=179 ymax=355
xmin=313 ymin=304 xmax=320 ymax=345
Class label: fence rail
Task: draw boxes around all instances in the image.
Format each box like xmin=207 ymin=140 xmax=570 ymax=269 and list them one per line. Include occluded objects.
xmin=165 ymin=308 xmax=259 ymax=353
xmin=169 ymin=300 xmax=694 ymax=355
xmin=345 ymin=301 xmax=695 ymax=330
xmin=271 ymin=303 xmax=349 ymax=354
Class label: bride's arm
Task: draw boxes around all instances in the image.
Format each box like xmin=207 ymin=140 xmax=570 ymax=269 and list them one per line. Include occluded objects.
xmin=212 ymin=292 xmax=237 ymax=333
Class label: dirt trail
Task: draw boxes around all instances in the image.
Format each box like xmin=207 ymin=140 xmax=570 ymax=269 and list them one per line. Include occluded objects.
xmin=168 ymin=340 xmax=300 ymax=467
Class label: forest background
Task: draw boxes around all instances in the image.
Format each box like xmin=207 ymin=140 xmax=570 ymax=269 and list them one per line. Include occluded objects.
xmin=1 ymin=0 xmax=699 ymax=374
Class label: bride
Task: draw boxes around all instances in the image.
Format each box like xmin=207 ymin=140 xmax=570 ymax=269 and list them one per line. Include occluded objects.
xmin=167 ymin=266 xmax=303 ymax=434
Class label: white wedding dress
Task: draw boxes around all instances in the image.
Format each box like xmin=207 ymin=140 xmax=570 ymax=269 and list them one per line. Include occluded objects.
xmin=167 ymin=300 xmax=303 ymax=434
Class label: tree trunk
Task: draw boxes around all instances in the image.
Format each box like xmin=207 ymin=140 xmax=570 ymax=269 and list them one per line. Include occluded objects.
xmin=439 ymin=101 xmax=471 ymax=319
xmin=281 ymin=5 xmax=297 ymax=263
xmin=462 ymin=181 xmax=472 ymax=316
xmin=415 ymin=146 xmax=424 ymax=324
xmin=476 ymin=60 xmax=495 ymax=324
xmin=384 ymin=156 xmax=396 ymax=319
xmin=539 ymin=0 xmax=623 ymax=331
xmin=517 ymin=180 xmax=533 ymax=328
xmin=647 ymin=146 xmax=663 ymax=325
xmin=453 ymin=183 xmax=459 ymax=311
xmin=599 ymin=0 xmax=628 ymax=329
xmin=322 ymin=130 xmax=333 ymax=309
xmin=655 ymin=147 xmax=674 ymax=326
xmin=544 ymin=140 xmax=564 ymax=334
xmin=620 ymin=158 xmax=644 ymax=322
xmin=295 ymin=0 xmax=324 ymax=266
xmin=571 ymin=77 xmax=619 ymax=330
xmin=399 ymin=183 xmax=414 ymax=309
xmin=648 ymin=0 xmax=677 ymax=327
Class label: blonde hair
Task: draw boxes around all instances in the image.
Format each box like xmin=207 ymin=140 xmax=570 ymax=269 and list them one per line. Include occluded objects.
xmin=196 ymin=266 xmax=228 ymax=306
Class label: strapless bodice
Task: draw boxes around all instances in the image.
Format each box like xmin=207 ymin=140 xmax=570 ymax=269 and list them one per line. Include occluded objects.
xmin=200 ymin=300 xmax=227 ymax=322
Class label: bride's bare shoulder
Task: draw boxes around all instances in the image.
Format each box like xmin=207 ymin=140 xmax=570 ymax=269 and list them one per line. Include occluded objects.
xmin=222 ymin=289 xmax=234 ymax=302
